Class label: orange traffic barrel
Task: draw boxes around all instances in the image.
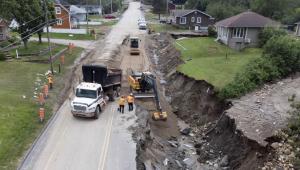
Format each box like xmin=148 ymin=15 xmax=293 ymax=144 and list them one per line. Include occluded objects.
xmin=39 ymin=108 xmax=45 ymax=122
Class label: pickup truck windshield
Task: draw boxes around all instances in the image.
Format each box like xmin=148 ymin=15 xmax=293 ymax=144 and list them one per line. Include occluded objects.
xmin=76 ymin=89 xmax=97 ymax=99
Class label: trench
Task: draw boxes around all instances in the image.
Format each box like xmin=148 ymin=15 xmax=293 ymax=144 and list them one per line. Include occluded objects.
xmin=133 ymin=33 xmax=273 ymax=170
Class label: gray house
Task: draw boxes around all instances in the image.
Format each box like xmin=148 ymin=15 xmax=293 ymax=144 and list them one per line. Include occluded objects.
xmin=296 ymin=21 xmax=300 ymax=36
xmin=78 ymin=5 xmax=102 ymax=15
xmin=170 ymin=10 xmax=215 ymax=31
xmin=0 ymin=19 xmax=9 ymax=41
xmin=215 ymin=11 xmax=279 ymax=50
xmin=69 ymin=5 xmax=87 ymax=22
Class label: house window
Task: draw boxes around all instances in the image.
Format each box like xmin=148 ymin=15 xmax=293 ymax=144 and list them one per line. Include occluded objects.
xmin=232 ymin=28 xmax=247 ymax=38
xmin=180 ymin=17 xmax=186 ymax=24
xmin=57 ymin=18 xmax=63 ymax=25
xmin=191 ymin=17 xmax=195 ymax=22
xmin=197 ymin=17 xmax=201 ymax=23
xmin=55 ymin=7 xmax=61 ymax=14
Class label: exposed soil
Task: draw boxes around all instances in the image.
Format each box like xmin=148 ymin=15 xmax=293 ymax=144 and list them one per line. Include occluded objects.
xmin=133 ymin=32 xmax=299 ymax=170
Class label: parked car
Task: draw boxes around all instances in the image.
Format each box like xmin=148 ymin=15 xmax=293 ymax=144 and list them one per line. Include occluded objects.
xmin=104 ymin=15 xmax=116 ymax=19
xmin=138 ymin=21 xmax=147 ymax=30
xmin=138 ymin=18 xmax=145 ymax=25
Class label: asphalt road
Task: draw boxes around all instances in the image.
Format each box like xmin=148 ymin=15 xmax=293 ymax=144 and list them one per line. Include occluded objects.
xmin=20 ymin=2 xmax=145 ymax=170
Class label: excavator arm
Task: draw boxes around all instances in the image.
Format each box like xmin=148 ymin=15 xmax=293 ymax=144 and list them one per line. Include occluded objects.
xmin=142 ymin=73 xmax=167 ymax=121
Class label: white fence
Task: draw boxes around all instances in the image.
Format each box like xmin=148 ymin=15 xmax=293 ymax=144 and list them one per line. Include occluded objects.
xmin=44 ymin=27 xmax=87 ymax=34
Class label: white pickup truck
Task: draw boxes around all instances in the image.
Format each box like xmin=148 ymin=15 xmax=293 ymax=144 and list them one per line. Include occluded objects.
xmin=71 ymin=64 xmax=122 ymax=119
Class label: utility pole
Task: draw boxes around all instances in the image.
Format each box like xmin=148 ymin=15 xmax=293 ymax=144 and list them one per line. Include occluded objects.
xmin=86 ymin=0 xmax=89 ymax=34
xmin=110 ymin=0 xmax=112 ymax=14
xmin=99 ymin=0 xmax=102 ymax=15
xmin=43 ymin=0 xmax=53 ymax=74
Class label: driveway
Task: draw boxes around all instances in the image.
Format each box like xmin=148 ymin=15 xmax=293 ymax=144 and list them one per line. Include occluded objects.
xmin=19 ymin=2 xmax=146 ymax=170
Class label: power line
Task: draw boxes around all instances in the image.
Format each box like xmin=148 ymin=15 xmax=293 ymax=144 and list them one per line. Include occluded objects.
xmin=0 ymin=13 xmax=71 ymax=47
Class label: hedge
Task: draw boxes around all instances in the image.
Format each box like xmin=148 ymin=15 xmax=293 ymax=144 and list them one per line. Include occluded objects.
xmin=220 ymin=35 xmax=300 ymax=99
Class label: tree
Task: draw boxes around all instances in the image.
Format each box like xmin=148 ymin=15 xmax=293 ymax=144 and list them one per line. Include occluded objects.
xmin=250 ymin=0 xmax=286 ymax=20
xmin=0 ymin=0 xmax=53 ymax=48
xmin=32 ymin=1 xmax=55 ymax=44
xmin=206 ymin=2 xmax=244 ymax=21
xmin=152 ymin=0 xmax=167 ymax=20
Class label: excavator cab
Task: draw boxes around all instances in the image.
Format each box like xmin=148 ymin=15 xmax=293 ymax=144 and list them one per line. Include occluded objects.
xmin=128 ymin=70 xmax=167 ymax=121
xmin=130 ymin=37 xmax=140 ymax=55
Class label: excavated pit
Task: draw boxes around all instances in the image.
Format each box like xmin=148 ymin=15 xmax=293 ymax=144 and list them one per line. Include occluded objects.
xmin=132 ymin=33 xmax=279 ymax=169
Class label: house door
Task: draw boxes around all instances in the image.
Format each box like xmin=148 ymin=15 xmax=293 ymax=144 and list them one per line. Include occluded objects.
xmin=195 ymin=26 xmax=199 ymax=31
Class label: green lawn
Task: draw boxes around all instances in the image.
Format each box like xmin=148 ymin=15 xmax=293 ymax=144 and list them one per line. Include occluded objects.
xmin=0 ymin=45 xmax=83 ymax=169
xmin=149 ymin=23 xmax=184 ymax=33
xmin=175 ymin=37 xmax=262 ymax=89
xmin=101 ymin=20 xmax=118 ymax=26
xmin=34 ymin=33 xmax=95 ymax=40
xmin=8 ymin=41 xmax=65 ymax=59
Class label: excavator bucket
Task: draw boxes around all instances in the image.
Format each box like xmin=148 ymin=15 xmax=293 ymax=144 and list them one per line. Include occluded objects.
xmin=152 ymin=111 xmax=167 ymax=121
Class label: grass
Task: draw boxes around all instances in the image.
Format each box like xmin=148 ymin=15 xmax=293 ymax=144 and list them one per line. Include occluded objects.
xmin=0 ymin=45 xmax=83 ymax=169
xmin=101 ymin=20 xmax=118 ymax=26
xmin=175 ymin=37 xmax=262 ymax=89
xmin=7 ymin=41 xmax=66 ymax=63
xmin=33 ymin=33 xmax=95 ymax=40
xmin=88 ymin=15 xmax=102 ymax=20
xmin=149 ymin=23 xmax=184 ymax=33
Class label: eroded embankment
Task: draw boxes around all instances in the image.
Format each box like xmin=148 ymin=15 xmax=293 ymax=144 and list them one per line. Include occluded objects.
xmin=134 ymin=33 xmax=277 ymax=169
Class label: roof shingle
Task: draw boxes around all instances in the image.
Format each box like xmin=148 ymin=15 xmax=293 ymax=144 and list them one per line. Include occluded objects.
xmin=215 ymin=11 xmax=279 ymax=28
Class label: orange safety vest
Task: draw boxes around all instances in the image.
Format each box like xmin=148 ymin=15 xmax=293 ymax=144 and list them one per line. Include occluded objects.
xmin=119 ymin=97 xmax=126 ymax=106
xmin=127 ymin=96 xmax=134 ymax=103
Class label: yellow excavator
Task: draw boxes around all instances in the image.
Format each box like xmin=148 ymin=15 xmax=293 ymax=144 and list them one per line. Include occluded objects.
xmin=129 ymin=37 xmax=140 ymax=55
xmin=128 ymin=71 xmax=167 ymax=121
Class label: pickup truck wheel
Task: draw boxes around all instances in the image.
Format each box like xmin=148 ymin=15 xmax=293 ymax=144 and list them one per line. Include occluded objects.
xmin=94 ymin=106 xmax=100 ymax=119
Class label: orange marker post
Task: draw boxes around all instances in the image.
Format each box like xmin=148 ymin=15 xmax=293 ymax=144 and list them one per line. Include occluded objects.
xmin=39 ymin=93 xmax=45 ymax=105
xmin=43 ymin=85 xmax=49 ymax=98
xmin=39 ymin=108 xmax=45 ymax=122
xmin=60 ymin=55 xmax=65 ymax=65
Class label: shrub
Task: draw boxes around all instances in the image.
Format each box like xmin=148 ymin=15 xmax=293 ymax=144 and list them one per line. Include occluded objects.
xmin=8 ymin=34 xmax=19 ymax=44
xmin=258 ymin=27 xmax=287 ymax=47
xmin=264 ymin=35 xmax=300 ymax=76
xmin=208 ymin=26 xmax=217 ymax=37
xmin=219 ymin=57 xmax=280 ymax=99
xmin=220 ymin=35 xmax=300 ymax=99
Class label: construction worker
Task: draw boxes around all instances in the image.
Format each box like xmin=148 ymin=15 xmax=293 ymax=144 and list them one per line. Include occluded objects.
xmin=47 ymin=74 xmax=53 ymax=89
xmin=127 ymin=93 xmax=135 ymax=111
xmin=118 ymin=96 xmax=126 ymax=114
